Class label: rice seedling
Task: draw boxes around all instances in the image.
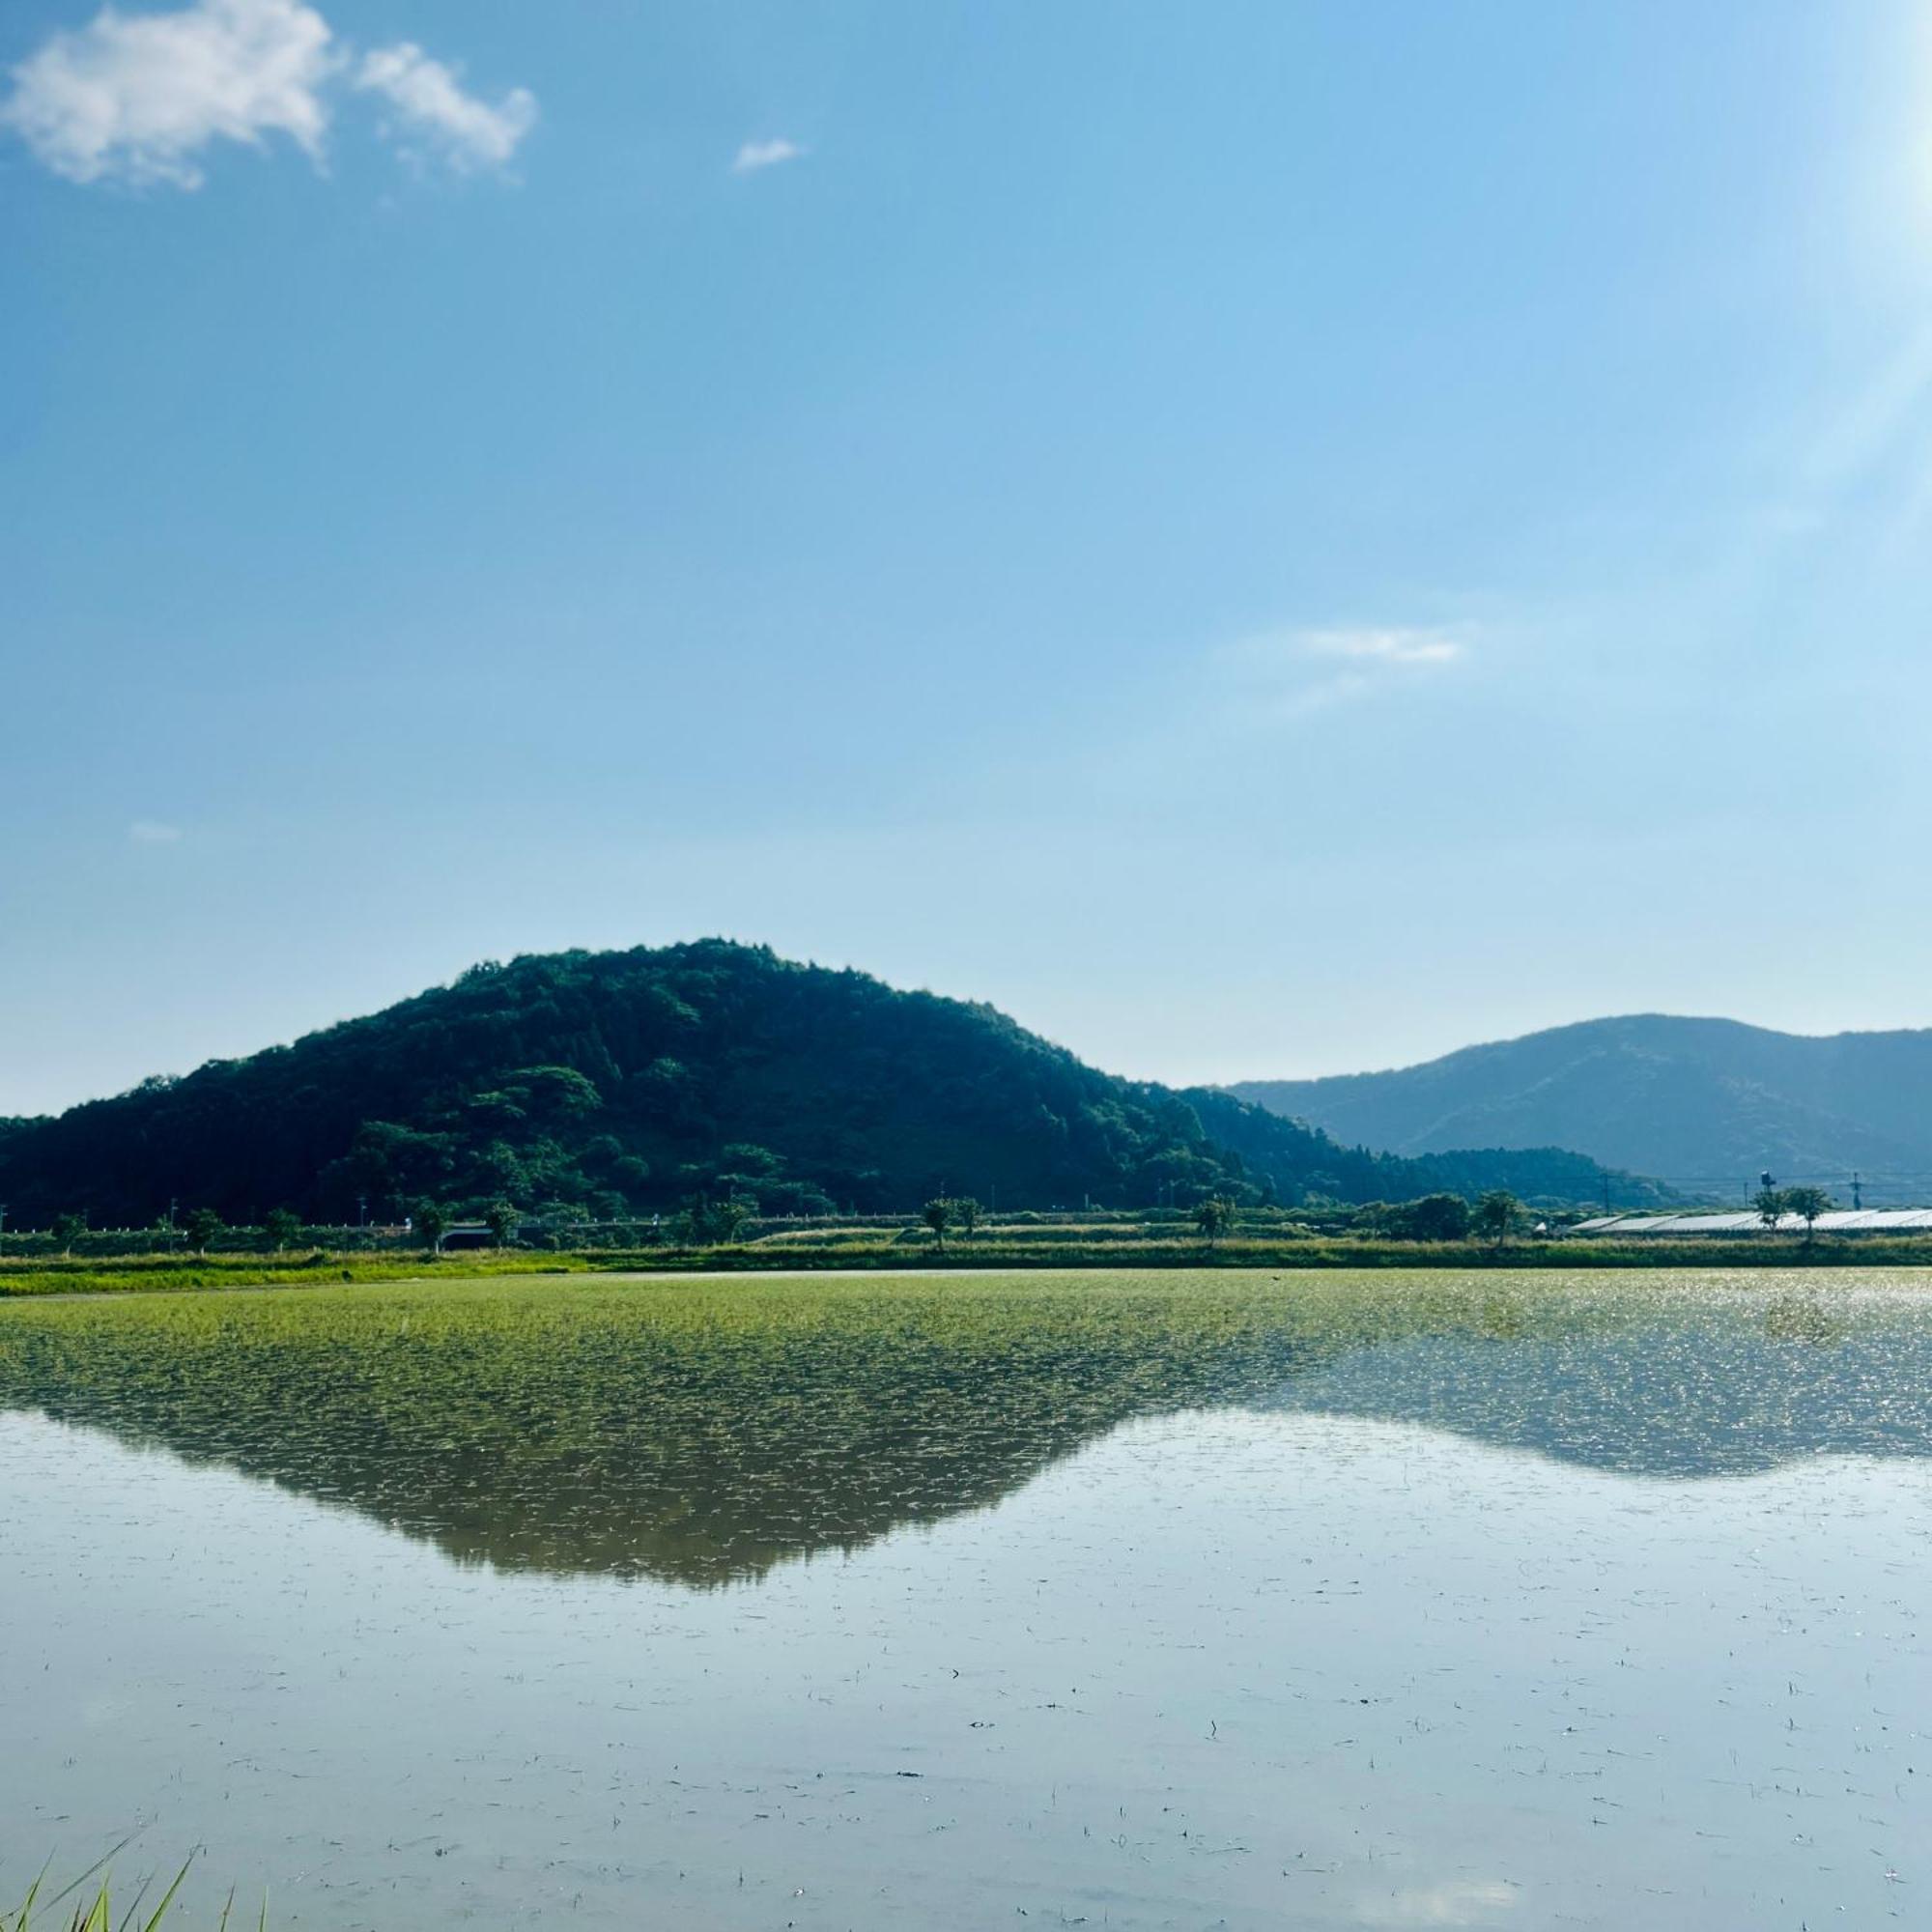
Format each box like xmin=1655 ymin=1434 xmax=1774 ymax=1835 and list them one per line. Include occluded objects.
xmin=2 ymin=1855 xmax=243 ymax=1932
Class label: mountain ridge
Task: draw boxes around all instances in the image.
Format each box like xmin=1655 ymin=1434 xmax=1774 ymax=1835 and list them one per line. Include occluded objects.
xmin=1230 ymin=1013 xmax=1932 ymax=1195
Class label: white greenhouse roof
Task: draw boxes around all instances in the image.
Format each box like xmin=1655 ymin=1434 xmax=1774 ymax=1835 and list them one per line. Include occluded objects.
xmin=1571 ymin=1208 xmax=1932 ymax=1236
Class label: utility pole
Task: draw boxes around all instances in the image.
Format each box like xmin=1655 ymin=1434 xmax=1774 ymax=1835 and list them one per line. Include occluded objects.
xmin=1852 ymin=1172 xmax=1863 ymax=1210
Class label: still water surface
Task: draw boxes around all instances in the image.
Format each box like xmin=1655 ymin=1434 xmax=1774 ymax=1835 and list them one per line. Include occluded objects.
xmin=2 ymin=1268 xmax=1927 ymax=1928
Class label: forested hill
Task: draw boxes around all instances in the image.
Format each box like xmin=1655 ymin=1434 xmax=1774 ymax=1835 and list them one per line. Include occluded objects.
xmin=0 ymin=942 xmax=1663 ymax=1226
xmin=1230 ymin=1013 xmax=1932 ymax=1195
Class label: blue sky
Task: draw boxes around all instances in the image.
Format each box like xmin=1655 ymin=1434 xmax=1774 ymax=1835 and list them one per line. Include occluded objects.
xmin=5 ymin=0 xmax=1932 ymax=1117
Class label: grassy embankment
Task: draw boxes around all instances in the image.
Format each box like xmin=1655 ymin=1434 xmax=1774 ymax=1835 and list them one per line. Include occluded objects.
xmin=664 ymin=1222 xmax=1932 ymax=1272
xmin=9 ymin=1226 xmax=1932 ymax=1296
xmin=0 ymin=1250 xmax=595 ymax=1297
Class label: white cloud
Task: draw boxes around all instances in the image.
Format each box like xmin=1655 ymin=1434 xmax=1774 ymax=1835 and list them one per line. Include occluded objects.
xmin=1219 ymin=623 xmax=1471 ymax=721
xmin=355 ymin=43 xmax=535 ymax=172
xmin=732 ymin=136 xmax=805 ymax=174
xmin=128 ymin=819 xmax=184 ymax=844
xmin=1 ymin=0 xmax=534 ymax=189
xmin=1297 ymin=626 xmax=1465 ymax=666
xmin=1 ymin=0 xmax=336 ymax=188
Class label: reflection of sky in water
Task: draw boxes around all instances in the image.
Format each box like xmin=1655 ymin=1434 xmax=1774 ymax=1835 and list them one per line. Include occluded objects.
xmin=3 ymin=1274 xmax=1930 ymax=1926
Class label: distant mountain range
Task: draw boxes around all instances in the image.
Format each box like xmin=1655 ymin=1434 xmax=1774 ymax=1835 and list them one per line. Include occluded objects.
xmin=0 ymin=941 xmax=1662 ymax=1226
xmin=1231 ymin=1014 xmax=1932 ymax=1200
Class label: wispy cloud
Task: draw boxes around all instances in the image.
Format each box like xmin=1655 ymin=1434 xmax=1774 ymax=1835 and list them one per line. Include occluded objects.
xmin=1220 ymin=624 xmax=1471 ymax=720
xmin=355 ymin=43 xmax=535 ymax=173
xmin=0 ymin=0 xmax=534 ymax=189
xmin=1298 ymin=626 xmax=1465 ymax=667
xmin=128 ymin=819 xmax=184 ymax=844
xmin=732 ymin=136 xmax=805 ymax=174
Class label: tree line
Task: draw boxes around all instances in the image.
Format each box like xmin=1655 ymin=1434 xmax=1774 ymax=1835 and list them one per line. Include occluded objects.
xmin=15 ymin=1187 xmax=1556 ymax=1260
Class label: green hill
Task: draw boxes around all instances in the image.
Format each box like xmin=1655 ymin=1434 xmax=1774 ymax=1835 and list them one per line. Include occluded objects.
xmin=1230 ymin=1013 xmax=1932 ymax=1198
xmin=0 ymin=941 xmax=1663 ymax=1226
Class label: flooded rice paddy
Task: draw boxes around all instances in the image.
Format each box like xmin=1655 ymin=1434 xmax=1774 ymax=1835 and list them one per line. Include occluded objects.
xmin=2 ymin=1266 xmax=1928 ymax=1928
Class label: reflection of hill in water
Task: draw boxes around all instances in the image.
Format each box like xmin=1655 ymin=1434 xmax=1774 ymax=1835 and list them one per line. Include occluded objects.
xmin=3 ymin=1277 xmax=1930 ymax=1586
xmin=1277 ymin=1300 xmax=1932 ymax=1478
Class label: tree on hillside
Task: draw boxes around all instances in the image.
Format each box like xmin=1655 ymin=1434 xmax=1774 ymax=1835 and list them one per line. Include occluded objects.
xmin=954 ymin=1196 xmax=981 ymax=1240
xmin=505 ymin=1065 xmax=603 ymax=1121
xmin=1783 ymin=1185 xmax=1832 ymax=1241
xmin=263 ymin=1208 xmax=302 ymax=1254
xmin=1754 ymin=1186 xmax=1789 ymax=1234
xmin=1473 ymin=1189 xmax=1521 ymax=1251
xmin=50 ymin=1211 xmax=84 ymax=1258
xmin=484 ymin=1201 xmax=521 ymax=1249
xmin=414 ymin=1201 xmax=448 ymax=1253
xmin=923 ymin=1198 xmax=952 ymax=1250
xmin=1396 ymin=1194 xmax=1472 ymax=1242
xmin=185 ymin=1207 xmax=223 ymax=1256
xmin=1194 ymin=1195 xmax=1236 ymax=1248
xmin=718 ymin=1143 xmax=783 ymax=1181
